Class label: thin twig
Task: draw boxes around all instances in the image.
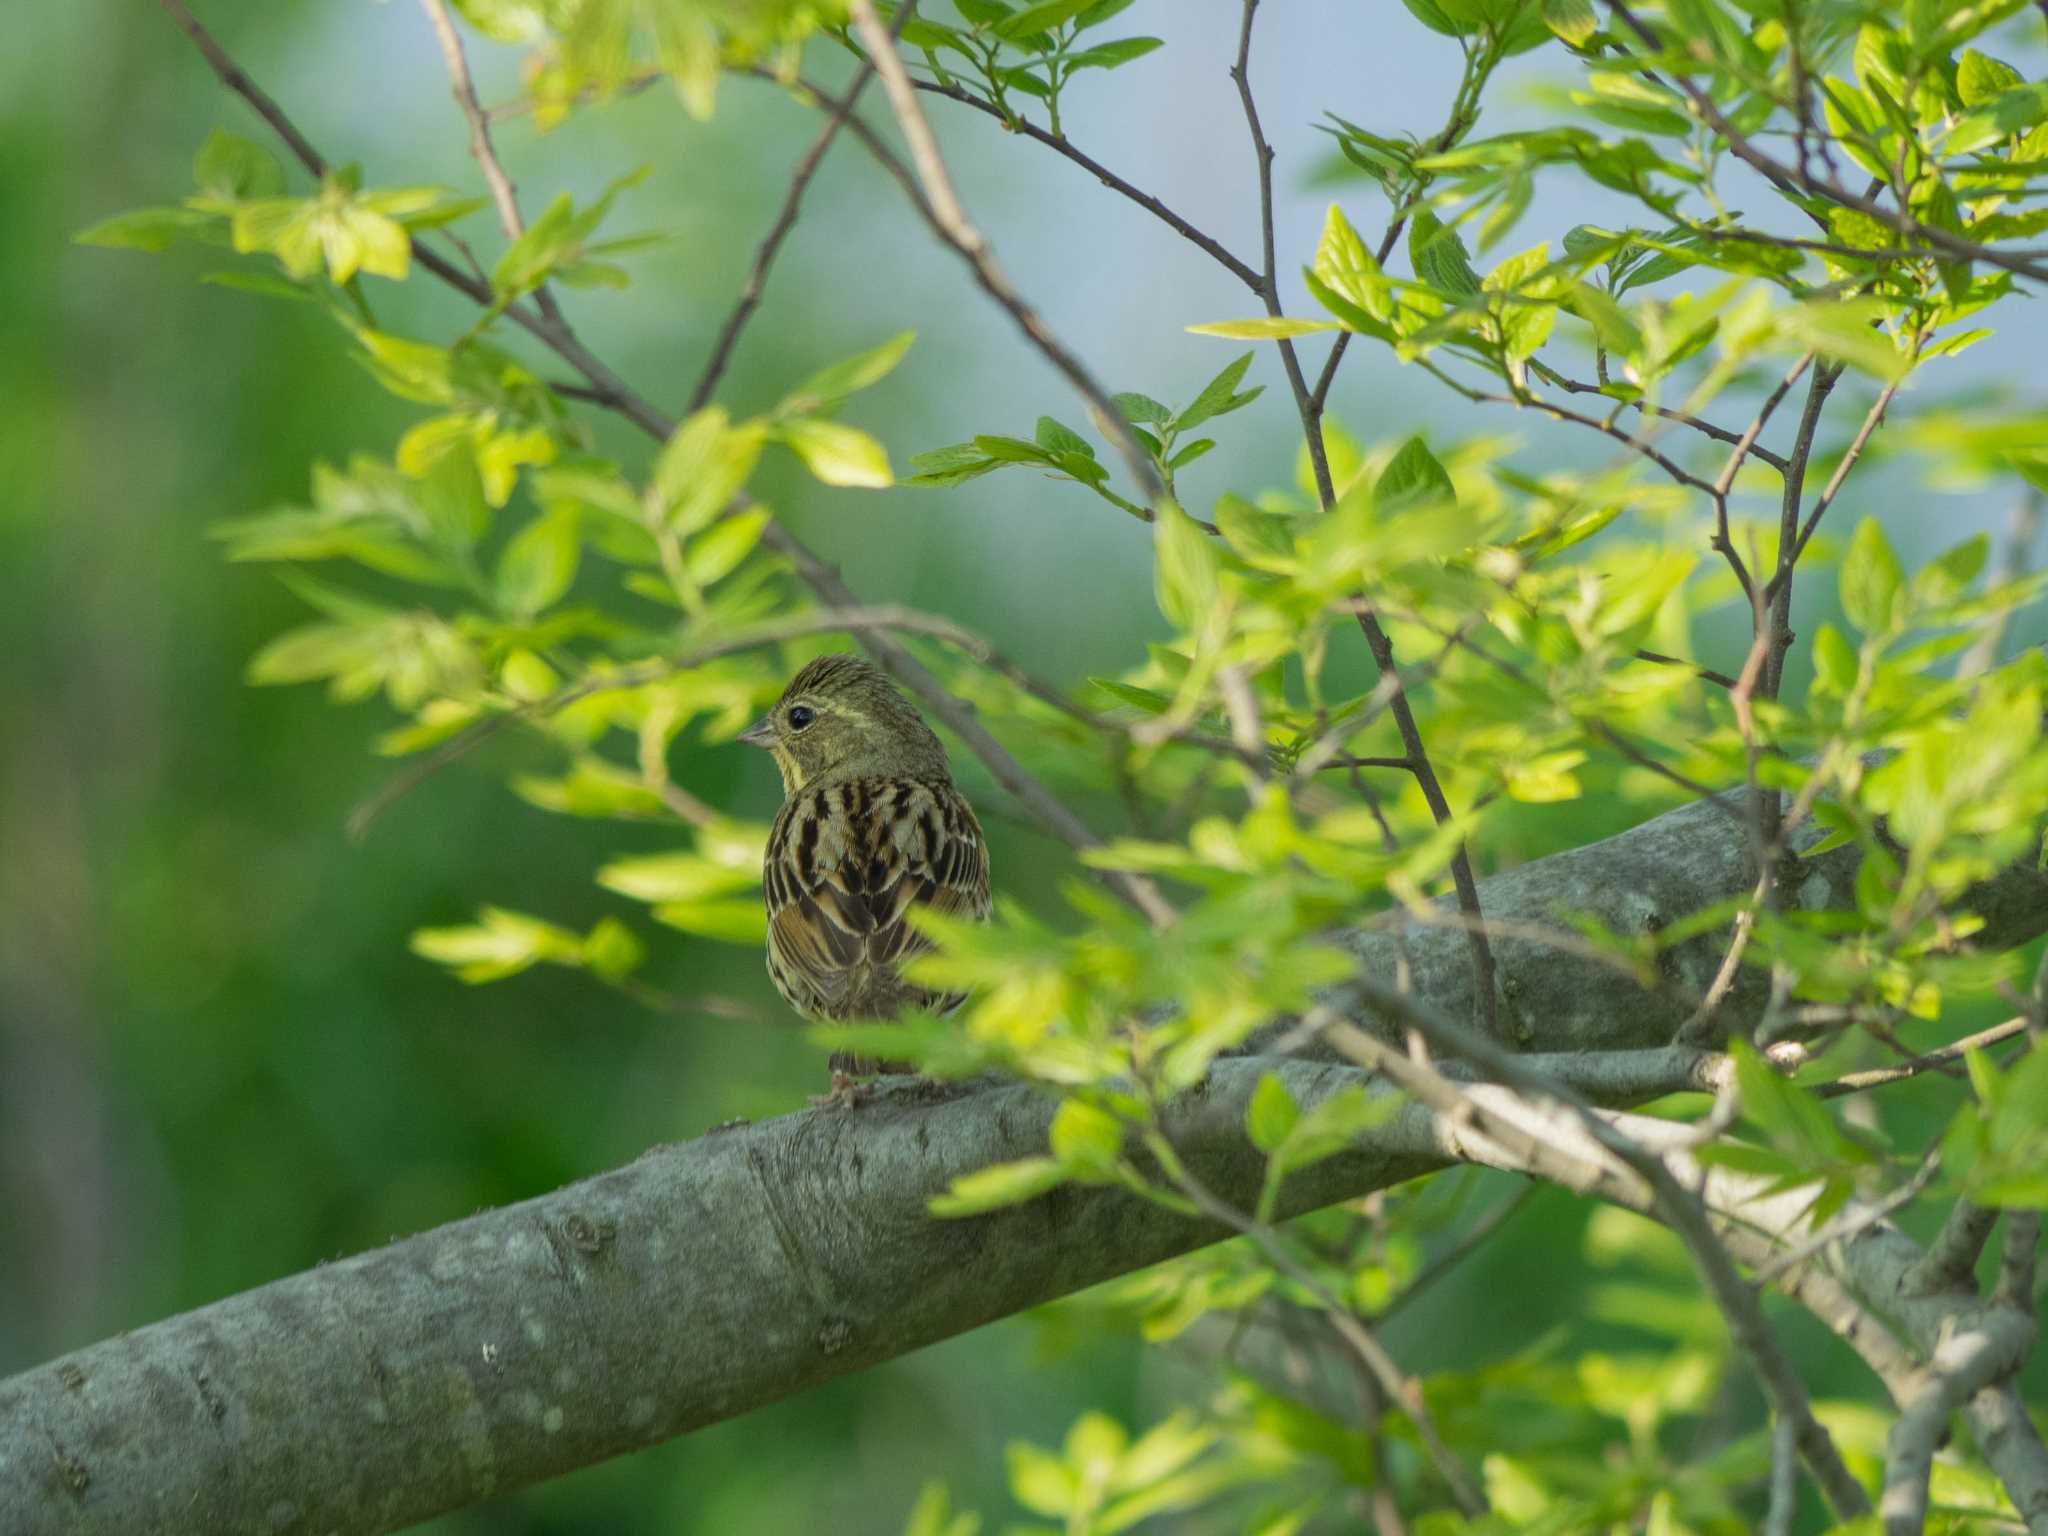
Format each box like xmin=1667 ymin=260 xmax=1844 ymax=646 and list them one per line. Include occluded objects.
xmin=1634 ymin=649 xmax=1740 ymax=691
xmin=1762 ymin=1413 xmax=1799 ymax=1536
xmin=1760 ymin=362 xmax=1844 ymax=714
xmin=1374 ymin=1183 xmax=1539 ymax=1324
xmin=832 ymin=11 xmax=1164 ymax=502
xmin=906 ymin=76 xmax=1261 ymax=291
xmin=1142 ymin=1126 xmax=1491 ymax=1517
xmin=1751 ymin=1150 xmax=1941 ymax=1285
xmin=1773 ymin=372 xmax=1910 ymax=591
xmin=1541 ymin=371 xmax=1792 ymax=475
xmin=1228 ymin=0 xmax=1500 ymax=1033
xmin=416 ymin=0 xmax=568 ymax=326
xmin=685 ymin=8 xmax=906 ymax=412
xmin=1709 ymin=353 xmax=1815 ymax=610
xmin=1812 ymin=1016 xmax=2033 ymax=1099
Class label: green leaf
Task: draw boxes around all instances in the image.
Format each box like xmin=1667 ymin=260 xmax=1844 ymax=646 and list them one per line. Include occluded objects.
xmin=1914 ymin=534 xmax=1988 ymax=606
xmin=781 ymin=418 xmax=894 ymax=488
xmin=1542 ymin=0 xmax=1597 ymax=45
xmin=973 ymin=435 xmax=1057 ymax=465
xmin=74 ymin=207 xmax=220 ymax=252
xmin=994 ymin=0 xmax=1097 ymax=39
xmin=1112 ymin=392 xmax=1173 ymax=426
xmin=1187 ymin=317 xmax=1340 ymax=340
xmin=1781 ymin=300 xmax=1912 ymax=382
xmin=929 ymin=1156 xmax=1069 ymax=1216
xmin=1246 ymin=1073 xmax=1300 ymax=1153
xmin=686 ymin=508 xmax=769 ymax=586
xmin=1174 ymin=352 xmax=1263 ymax=430
xmin=1840 ymin=517 xmax=1904 ymax=634
xmin=1730 ymin=1040 xmax=1839 ymax=1164
xmin=1273 ymin=1084 xmax=1397 ymax=1174
xmin=1811 ymin=623 xmax=1858 ymax=695
xmin=651 ymin=898 xmax=769 ymax=943
xmin=775 ymin=330 xmax=916 ymax=418
xmin=907 ymin=443 xmax=1003 ymax=487
xmin=1401 ymin=0 xmax=1472 ymax=35
xmin=1311 ymin=203 xmax=1392 ymax=323
xmin=1214 ymin=494 xmax=1295 ymax=567
xmin=1153 ymin=500 xmax=1221 ymax=630
xmin=1375 ymin=435 xmax=1456 ymax=510
xmin=653 ymin=408 xmax=766 ymax=532
xmin=1958 ymin=49 xmax=2024 ymax=108
xmin=1035 ymin=416 xmax=1094 ymax=457
xmin=1408 ymin=208 xmax=1482 ymax=297
xmin=1050 ymin=1099 xmax=1123 ymax=1173
xmin=902 ymin=1481 xmax=981 ymax=1536
xmin=496 ymin=508 xmax=581 ymax=615
xmin=1948 ymin=82 xmax=2048 ymax=157
xmin=411 ymin=906 xmax=581 ymax=983
xmin=1069 ymin=36 xmax=1164 ymax=69
xmin=581 ymin=916 xmax=645 ymax=982
xmin=194 ymin=128 xmax=285 ymax=202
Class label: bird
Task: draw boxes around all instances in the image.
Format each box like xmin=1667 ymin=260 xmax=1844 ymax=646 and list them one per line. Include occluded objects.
xmin=738 ymin=653 xmax=992 ymax=1102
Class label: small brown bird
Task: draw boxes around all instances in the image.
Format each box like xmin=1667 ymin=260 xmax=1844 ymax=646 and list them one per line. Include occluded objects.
xmin=739 ymin=654 xmax=991 ymax=1100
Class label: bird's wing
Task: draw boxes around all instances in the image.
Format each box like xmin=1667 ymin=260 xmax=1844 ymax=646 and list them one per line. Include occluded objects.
xmin=765 ymin=778 xmax=989 ymax=1019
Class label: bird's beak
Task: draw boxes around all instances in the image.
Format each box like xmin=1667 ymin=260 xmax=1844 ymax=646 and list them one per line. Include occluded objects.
xmin=737 ymin=716 xmax=777 ymax=749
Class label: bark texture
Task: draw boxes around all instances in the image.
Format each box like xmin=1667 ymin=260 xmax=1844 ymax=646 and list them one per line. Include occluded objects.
xmin=4 ymin=789 xmax=2045 ymax=1535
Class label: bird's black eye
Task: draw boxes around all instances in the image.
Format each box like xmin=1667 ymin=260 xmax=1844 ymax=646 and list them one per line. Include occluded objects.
xmin=787 ymin=704 xmax=816 ymax=731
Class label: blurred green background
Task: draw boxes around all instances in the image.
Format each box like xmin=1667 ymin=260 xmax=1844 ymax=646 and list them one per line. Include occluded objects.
xmin=4 ymin=3 xmax=2045 ymax=1532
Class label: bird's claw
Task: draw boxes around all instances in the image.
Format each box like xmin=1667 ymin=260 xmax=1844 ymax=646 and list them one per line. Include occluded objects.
xmin=809 ymin=1069 xmax=874 ymax=1109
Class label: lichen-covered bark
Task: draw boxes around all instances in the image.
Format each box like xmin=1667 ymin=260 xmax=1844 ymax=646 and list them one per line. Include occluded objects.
xmin=1309 ymin=787 xmax=2048 ymax=1055
xmin=4 ymin=790 xmax=2044 ymax=1536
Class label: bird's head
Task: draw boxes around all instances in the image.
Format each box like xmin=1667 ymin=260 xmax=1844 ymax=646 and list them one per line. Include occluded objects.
xmin=738 ymin=653 xmax=950 ymax=793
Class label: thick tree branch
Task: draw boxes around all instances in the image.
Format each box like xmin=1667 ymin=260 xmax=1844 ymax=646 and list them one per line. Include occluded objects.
xmin=8 ymin=789 xmax=2047 ymax=1532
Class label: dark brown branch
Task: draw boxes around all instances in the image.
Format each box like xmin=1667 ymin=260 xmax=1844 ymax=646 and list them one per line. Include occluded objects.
xmin=906 ymin=76 xmax=1262 ymax=292
xmin=1230 ymin=0 xmax=1499 ymax=1034
xmin=1634 ymin=649 xmax=1739 ymax=691
xmin=1759 ymin=362 xmax=1844 ymax=708
xmin=1540 ymin=370 xmax=1792 ymax=475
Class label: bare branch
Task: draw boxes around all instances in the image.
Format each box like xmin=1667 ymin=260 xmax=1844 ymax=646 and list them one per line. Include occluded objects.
xmin=416 ymin=0 xmax=569 ymax=325
xmin=905 ymin=76 xmax=1262 ymax=291
xmin=685 ymin=10 xmax=902 ymax=412
xmin=842 ymin=0 xmax=1162 ymax=502
xmin=1810 ymin=1016 xmax=2034 ymax=1100
xmin=1225 ymin=1 xmax=1499 ymax=1034
xmin=1539 ymin=368 xmax=1792 ymax=475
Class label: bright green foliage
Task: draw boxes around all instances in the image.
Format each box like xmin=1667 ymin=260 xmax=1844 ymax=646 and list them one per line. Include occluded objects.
xmin=492 ymin=167 xmax=664 ymax=298
xmin=884 ymin=0 xmax=1164 ymax=137
xmin=83 ymin=0 xmax=2048 ymax=1529
xmin=454 ymin=0 xmax=851 ymax=124
xmin=1944 ymin=1043 xmax=2048 ymax=1206
xmin=909 ymin=351 xmax=1261 ymax=516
